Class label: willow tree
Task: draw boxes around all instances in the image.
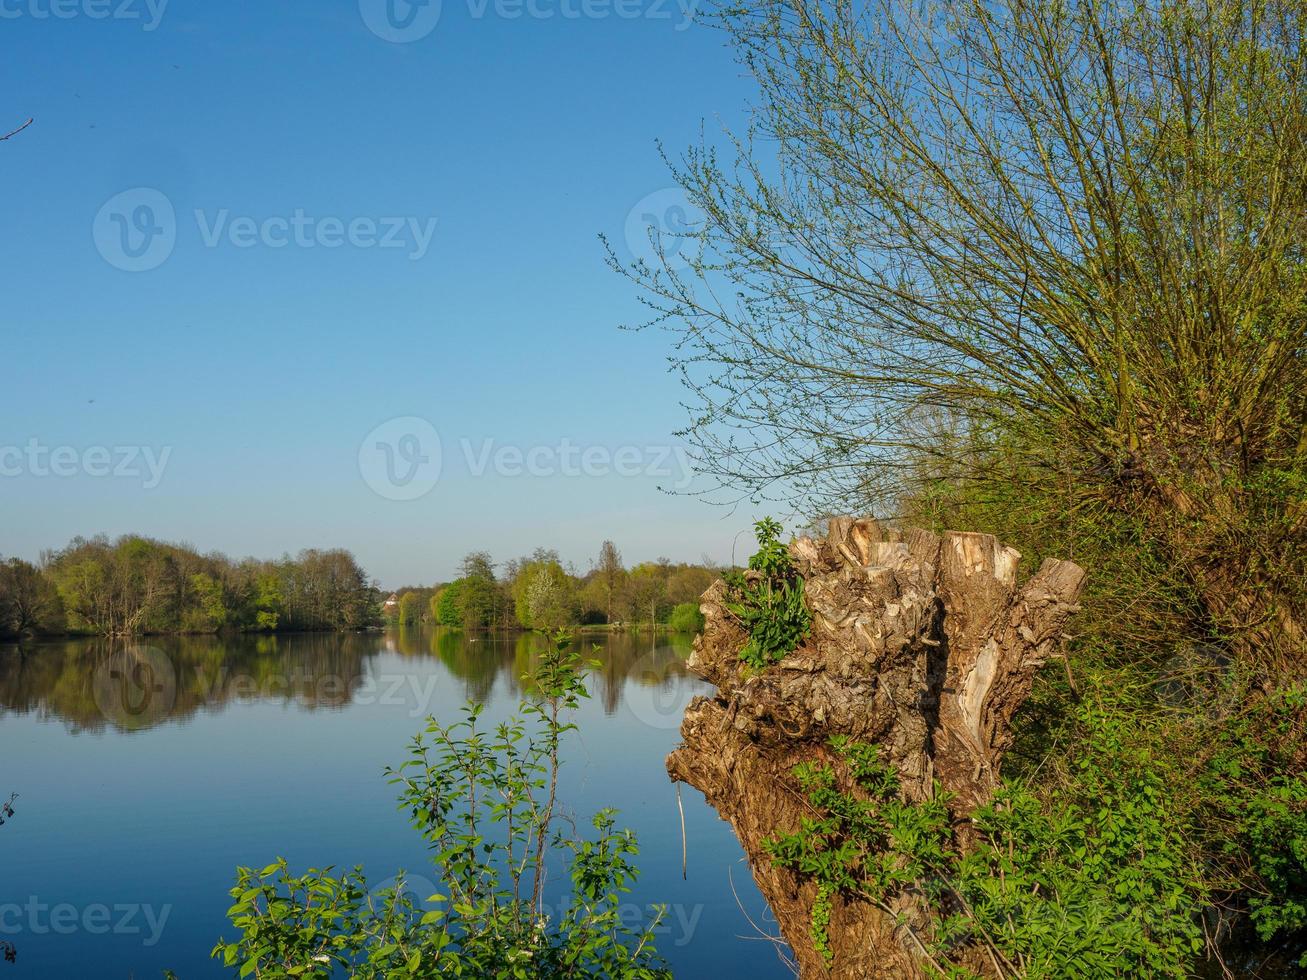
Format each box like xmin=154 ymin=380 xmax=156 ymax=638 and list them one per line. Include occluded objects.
xmin=615 ymin=0 xmax=1304 ymax=666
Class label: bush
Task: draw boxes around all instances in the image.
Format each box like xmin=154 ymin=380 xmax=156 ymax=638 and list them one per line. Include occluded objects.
xmin=766 ymin=696 xmax=1209 ymax=978
xmin=723 ymin=518 xmax=811 ymax=671
xmin=667 ymin=602 xmax=704 ymax=634
xmin=960 ymin=699 xmax=1208 ymax=978
xmin=212 ymin=634 xmax=672 ymax=979
xmin=1197 ymin=685 xmax=1307 ymax=967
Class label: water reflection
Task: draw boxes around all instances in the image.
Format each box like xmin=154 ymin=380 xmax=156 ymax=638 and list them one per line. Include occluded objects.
xmin=0 ymin=626 xmax=785 ymax=980
xmin=0 ymin=629 xmax=697 ymax=733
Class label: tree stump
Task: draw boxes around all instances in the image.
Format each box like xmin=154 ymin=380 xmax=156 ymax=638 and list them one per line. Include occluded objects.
xmin=667 ymin=518 xmax=1086 ymax=978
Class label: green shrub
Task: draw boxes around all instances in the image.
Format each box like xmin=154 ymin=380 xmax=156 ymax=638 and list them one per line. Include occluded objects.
xmin=667 ymin=602 xmax=704 ymax=634
xmin=959 ymin=699 xmax=1207 ymax=978
xmin=723 ymin=518 xmax=811 ymax=671
xmin=766 ymin=698 xmax=1208 ymax=978
xmin=763 ymin=738 xmax=954 ymax=965
xmin=1199 ymin=685 xmax=1307 ymax=967
xmin=212 ymin=633 xmax=672 ymax=979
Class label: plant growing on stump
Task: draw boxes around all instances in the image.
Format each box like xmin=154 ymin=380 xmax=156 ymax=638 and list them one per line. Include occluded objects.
xmin=764 ymin=739 xmax=954 ymax=966
xmin=723 ymin=518 xmax=811 ymax=670
xmin=667 ymin=517 xmax=1087 ymax=978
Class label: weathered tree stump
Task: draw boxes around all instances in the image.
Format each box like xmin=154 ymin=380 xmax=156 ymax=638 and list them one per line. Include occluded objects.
xmin=667 ymin=517 xmax=1085 ymax=978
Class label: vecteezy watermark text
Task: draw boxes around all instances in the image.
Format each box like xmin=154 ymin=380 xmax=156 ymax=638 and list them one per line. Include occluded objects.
xmin=358 ymin=0 xmax=697 ymax=43
xmin=374 ymin=874 xmax=706 ymax=948
xmin=93 ymin=189 xmax=438 ymax=272
xmin=359 ymin=417 xmax=696 ymax=501
xmin=194 ymin=210 xmax=437 ymax=259
xmin=460 ymin=437 xmax=693 ymax=486
xmin=0 ymin=441 xmax=171 ymax=489
xmin=0 ymin=0 xmax=168 ymax=30
xmin=0 ymin=898 xmax=171 ymax=947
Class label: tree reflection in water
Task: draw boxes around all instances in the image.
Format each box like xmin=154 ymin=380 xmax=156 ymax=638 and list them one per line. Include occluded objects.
xmin=0 ymin=628 xmax=698 ymax=733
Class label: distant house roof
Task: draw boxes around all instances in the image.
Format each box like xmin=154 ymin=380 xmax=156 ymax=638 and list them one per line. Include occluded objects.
xmin=383 ymin=592 xmax=399 ymax=608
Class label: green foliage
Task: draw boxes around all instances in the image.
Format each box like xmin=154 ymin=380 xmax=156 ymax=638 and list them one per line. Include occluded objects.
xmin=432 ymin=554 xmax=510 ymax=631
xmin=252 ymin=573 xmax=283 ymax=632
xmin=959 ymin=700 xmax=1208 ymax=978
xmin=512 ymin=560 xmax=578 ymax=631
xmin=617 ymin=0 xmax=1306 ymax=665
xmin=457 ymin=574 xmax=502 ymax=632
xmin=622 ymin=562 xmax=670 ymax=627
xmin=1242 ymin=778 xmax=1307 ymax=965
xmin=183 ymin=572 xmax=228 ymax=633
xmin=35 ymin=535 xmax=378 ymax=636
xmin=723 ymin=518 xmax=811 ymax=670
xmin=903 ymin=440 xmax=1307 ymax=969
xmin=1197 ymin=685 xmax=1307 ymax=966
xmin=608 ymin=0 xmax=1306 ymax=962
xmin=763 ymin=738 xmax=954 ymax=965
xmin=0 ymin=557 xmax=64 ymax=639
xmin=433 ymin=580 xmax=465 ymax=628
xmin=396 ymin=591 xmax=424 ymax=627
xmin=666 ymin=602 xmax=704 ymax=634
xmin=212 ymin=633 xmax=671 ymax=979
xmin=767 ymin=703 xmax=1209 ymax=977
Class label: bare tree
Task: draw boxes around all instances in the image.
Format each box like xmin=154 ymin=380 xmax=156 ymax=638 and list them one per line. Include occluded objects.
xmin=596 ymin=540 xmax=624 ymax=623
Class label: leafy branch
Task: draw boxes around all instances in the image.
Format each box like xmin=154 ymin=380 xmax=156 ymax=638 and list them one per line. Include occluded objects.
xmin=212 ymin=633 xmax=671 ymax=978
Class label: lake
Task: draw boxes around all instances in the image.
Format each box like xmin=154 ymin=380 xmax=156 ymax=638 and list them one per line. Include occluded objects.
xmin=0 ymin=629 xmax=792 ymax=978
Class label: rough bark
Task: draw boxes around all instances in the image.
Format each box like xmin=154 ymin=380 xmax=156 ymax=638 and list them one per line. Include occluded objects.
xmin=667 ymin=517 xmax=1086 ymax=978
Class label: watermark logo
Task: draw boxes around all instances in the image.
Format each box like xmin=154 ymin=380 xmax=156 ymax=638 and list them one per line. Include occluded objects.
xmin=359 ymin=0 xmax=696 ymax=38
xmin=357 ymin=418 xmax=696 ymax=500
xmin=623 ymin=649 xmax=699 ymax=730
xmin=1155 ymin=643 xmax=1238 ymax=726
xmin=624 ymin=187 xmax=701 ymax=271
xmin=365 ymin=875 xmax=701 ymax=947
xmin=93 ymin=188 xmax=176 ymax=273
xmin=92 ymin=646 xmax=177 ymax=730
xmin=192 ymin=666 xmax=447 ymax=717
xmin=359 ymin=417 xmax=444 ymax=501
xmin=370 ymin=873 xmax=442 ymax=913
xmin=0 ymin=0 xmax=169 ymax=30
xmin=359 ymin=0 xmax=442 ymax=42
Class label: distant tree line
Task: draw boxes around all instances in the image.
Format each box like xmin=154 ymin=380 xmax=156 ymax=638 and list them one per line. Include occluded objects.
xmin=387 ymin=540 xmax=718 ymax=633
xmin=1 ymin=534 xmax=723 ymax=641
xmin=0 ymin=535 xmax=379 ymax=639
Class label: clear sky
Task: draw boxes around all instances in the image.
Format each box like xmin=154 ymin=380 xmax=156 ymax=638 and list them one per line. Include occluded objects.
xmin=0 ymin=0 xmax=771 ymax=586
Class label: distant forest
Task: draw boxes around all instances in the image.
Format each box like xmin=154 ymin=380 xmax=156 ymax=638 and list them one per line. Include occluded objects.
xmin=0 ymin=536 xmax=715 ymax=640
xmin=386 ymin=540 xmax=713 ymax=634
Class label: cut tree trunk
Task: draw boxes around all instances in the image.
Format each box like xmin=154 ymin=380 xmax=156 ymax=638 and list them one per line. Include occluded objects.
xmin=667 ymin=517 xmax=1086 ymax=978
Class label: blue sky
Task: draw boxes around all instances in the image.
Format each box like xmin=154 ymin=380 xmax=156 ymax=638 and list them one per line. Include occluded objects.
xmin=0 ymin=0 xmax=772 ymax=586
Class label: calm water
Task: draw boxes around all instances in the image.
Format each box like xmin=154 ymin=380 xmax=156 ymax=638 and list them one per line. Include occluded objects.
xmin=0 ymin=629 xmax=791 ymax=978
